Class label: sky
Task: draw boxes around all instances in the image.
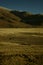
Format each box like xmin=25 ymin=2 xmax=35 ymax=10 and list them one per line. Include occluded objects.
xmin=0 ymin=0 xmax=43 ymax=14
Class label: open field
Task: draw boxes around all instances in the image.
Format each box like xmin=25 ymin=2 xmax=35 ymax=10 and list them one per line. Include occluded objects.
xmin=0 ymin=28 xmax=43 ymax=65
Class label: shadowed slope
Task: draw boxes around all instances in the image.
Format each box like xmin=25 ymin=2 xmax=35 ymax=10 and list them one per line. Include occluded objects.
xmin=11 ymin=11 xmax=43 ymax=26
xmin=0 ymin=7 xmax=43 ymax=28
xmin=0 ymin=7 xmax=30 ymax=28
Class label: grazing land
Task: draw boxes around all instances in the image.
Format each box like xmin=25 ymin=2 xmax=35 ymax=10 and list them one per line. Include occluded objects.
xmin=0 ymin=28 xmax=43 ymax=65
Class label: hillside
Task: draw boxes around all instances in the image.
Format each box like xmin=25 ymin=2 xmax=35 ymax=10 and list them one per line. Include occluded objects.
xmin=0 ymin=7 xmax=43 ymax=28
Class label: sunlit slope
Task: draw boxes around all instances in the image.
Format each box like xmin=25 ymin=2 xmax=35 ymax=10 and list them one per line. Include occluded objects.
xmin=0 ymin=7 xmax=43 ymax=28
xmin=0 ymin=7 xmax=30 ymax=28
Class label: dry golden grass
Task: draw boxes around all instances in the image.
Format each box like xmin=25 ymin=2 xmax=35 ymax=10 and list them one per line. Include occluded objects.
xmin=0 ymin=28 xmax=43 ymax=65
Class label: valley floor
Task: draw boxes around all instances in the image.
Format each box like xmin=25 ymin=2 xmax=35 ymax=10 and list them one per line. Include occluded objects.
xmin=0 ymin=28 xmax=43 ymax=65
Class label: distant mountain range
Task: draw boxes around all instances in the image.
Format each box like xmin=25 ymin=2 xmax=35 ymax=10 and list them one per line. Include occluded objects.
xmin=0 ymin=7 xmax=43 ymax=28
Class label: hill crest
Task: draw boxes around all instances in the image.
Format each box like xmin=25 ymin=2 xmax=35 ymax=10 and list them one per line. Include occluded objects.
xmin=0 ymin=7 xmax=43 ymax=28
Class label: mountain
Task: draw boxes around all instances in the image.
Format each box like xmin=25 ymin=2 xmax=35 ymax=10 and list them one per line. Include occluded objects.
xmin=0 ymin=7 xmax=43 ymax=28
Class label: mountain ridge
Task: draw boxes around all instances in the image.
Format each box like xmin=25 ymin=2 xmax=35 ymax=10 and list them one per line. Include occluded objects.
xmin=0 ymin=7 xmax=43 ymax=28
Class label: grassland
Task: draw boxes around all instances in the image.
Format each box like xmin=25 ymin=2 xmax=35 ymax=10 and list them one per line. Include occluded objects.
xmin=0 ymin=28 xmax=43 ymax=65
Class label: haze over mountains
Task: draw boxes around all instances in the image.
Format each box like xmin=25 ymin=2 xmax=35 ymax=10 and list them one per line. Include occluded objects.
xmin=0 ymin=7 xmax=43 ymax=28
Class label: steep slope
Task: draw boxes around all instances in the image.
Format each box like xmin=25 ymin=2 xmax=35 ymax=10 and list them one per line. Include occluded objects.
xmin=0 ymin=7 xmax=30 ymax=28
xmin=0 ymin=7 xmax=43 ymax=28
